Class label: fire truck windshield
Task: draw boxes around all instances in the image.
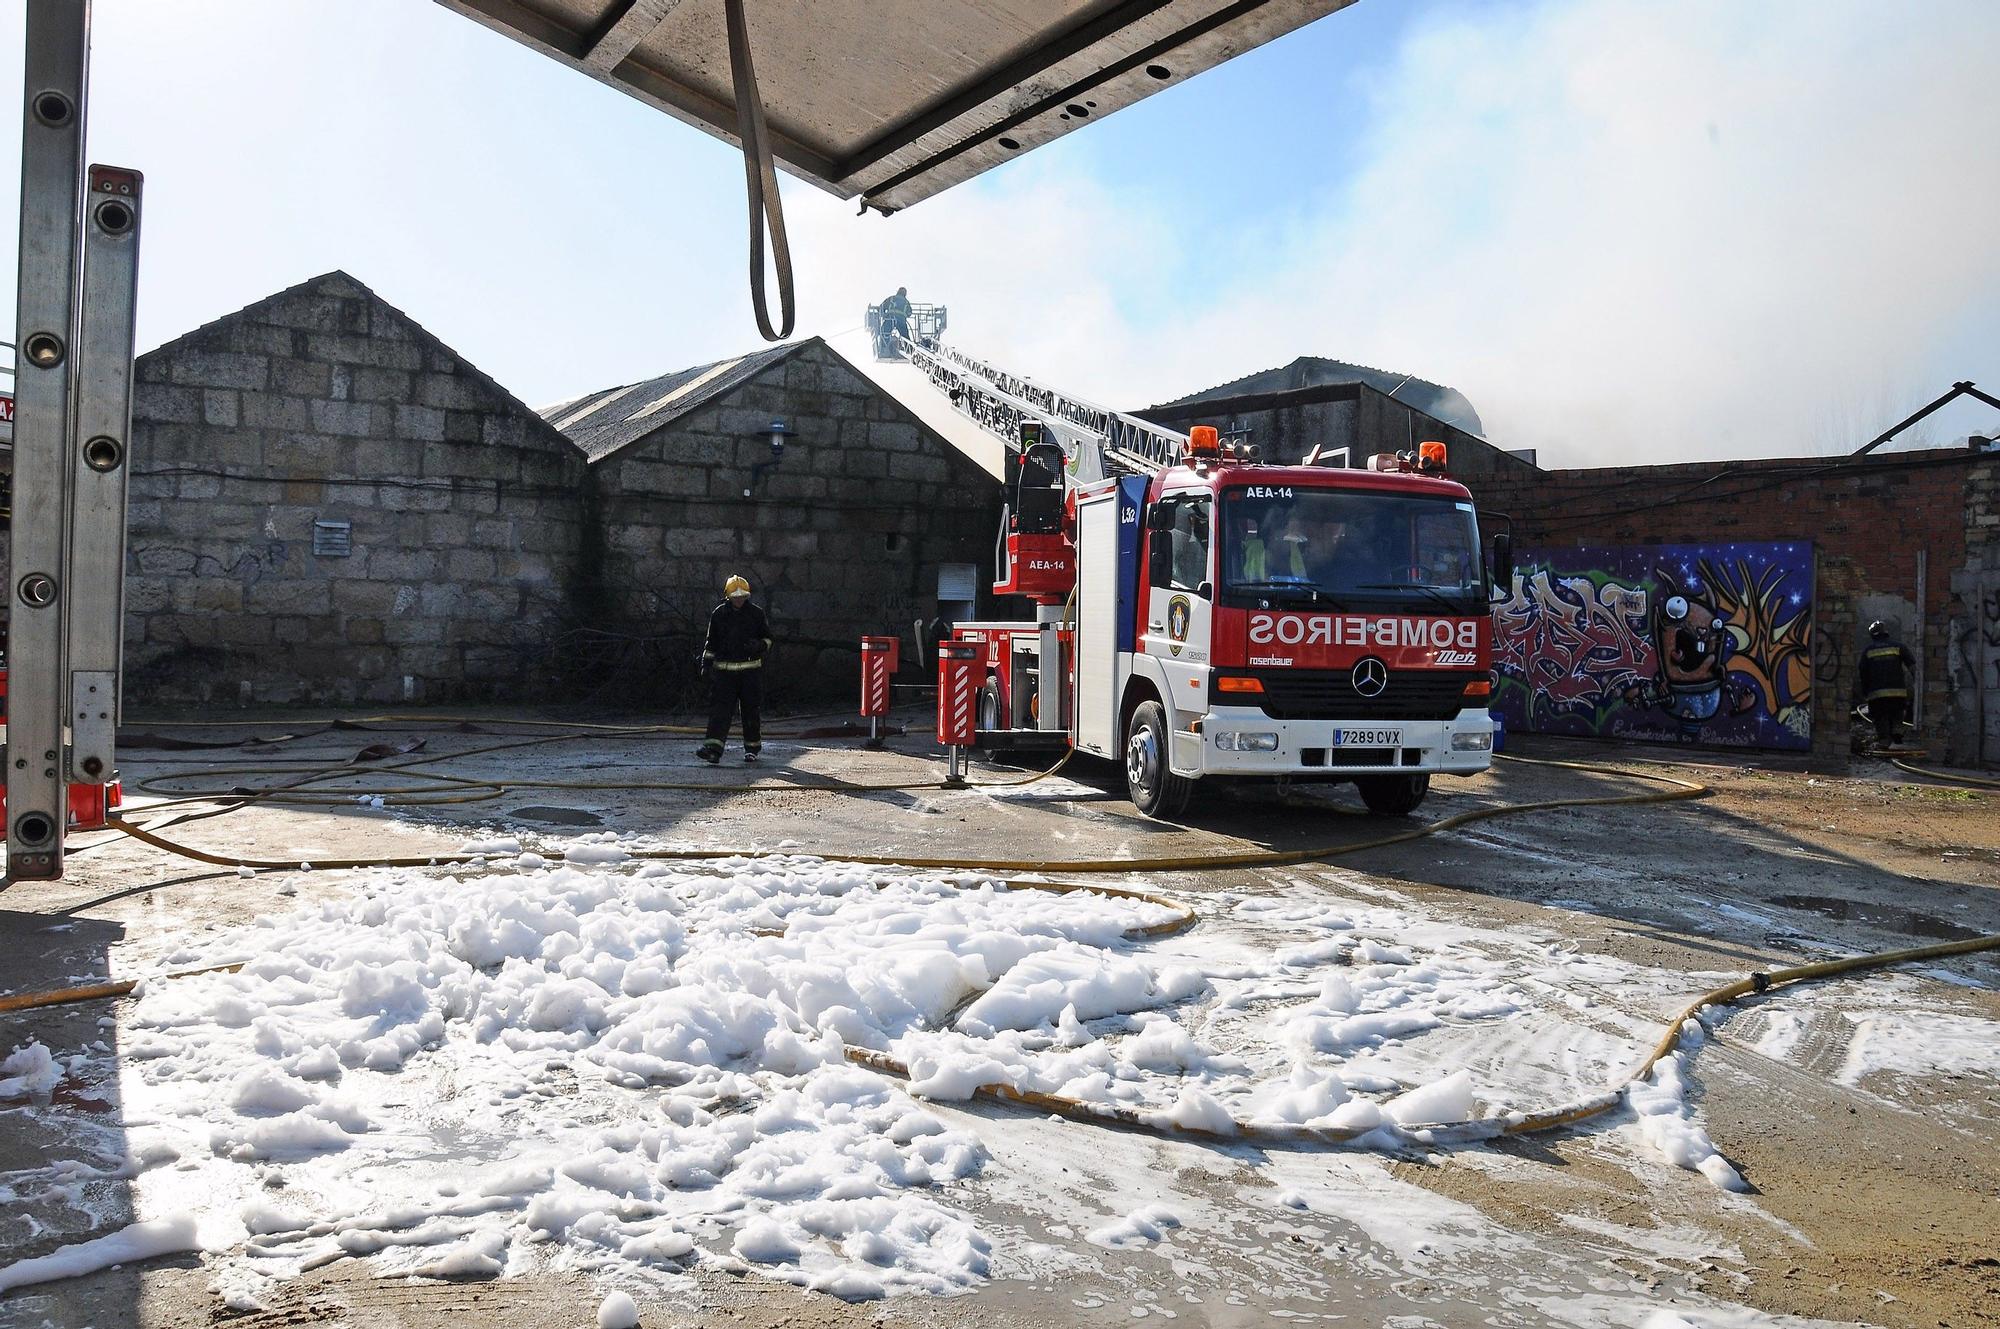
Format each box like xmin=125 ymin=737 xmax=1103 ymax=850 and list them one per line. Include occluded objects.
xmin=1220 ymin=488 xmax=1484 ymax=613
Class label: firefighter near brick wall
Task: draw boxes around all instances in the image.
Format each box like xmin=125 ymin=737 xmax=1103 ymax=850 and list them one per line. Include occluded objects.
xmin=1856 ymin=620 xmax=1915 ymax=750
xmin=697 ymin=575 xmax=773 ymax=764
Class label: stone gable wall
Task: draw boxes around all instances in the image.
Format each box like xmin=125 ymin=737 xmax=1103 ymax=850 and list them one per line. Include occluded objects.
xmin=2 ymin=308 xmax=1004 ymax=712
xmin=121 ymin=275 xmax=590 ymax=705
xmin=585 ymin=342 xmax=1004 ymax=703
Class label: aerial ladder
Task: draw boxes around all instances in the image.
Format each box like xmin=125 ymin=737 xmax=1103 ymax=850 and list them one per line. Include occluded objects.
xmin=889 ymin=328 xmax=1218 ymax=751
xmin=899 ymin=334 xmax=1199 ymax=480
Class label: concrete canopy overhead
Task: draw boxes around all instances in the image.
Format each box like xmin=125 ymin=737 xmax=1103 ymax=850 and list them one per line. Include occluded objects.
xmin=432 ymin=0 xmax=1353 ymax=211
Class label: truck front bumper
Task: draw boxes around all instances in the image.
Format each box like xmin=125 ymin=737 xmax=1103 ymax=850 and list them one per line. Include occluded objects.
xmin=1178 ymin=707 xmax=1496 ymax=778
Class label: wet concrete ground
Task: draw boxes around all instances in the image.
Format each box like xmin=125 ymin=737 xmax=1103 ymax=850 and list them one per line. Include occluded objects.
xmin=3 ymin=708 xmax=1998 ymax=1328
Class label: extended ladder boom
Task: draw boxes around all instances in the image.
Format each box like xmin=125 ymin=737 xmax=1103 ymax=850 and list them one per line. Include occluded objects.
xmin=899 ymin=334 xmax=1186 ymax=482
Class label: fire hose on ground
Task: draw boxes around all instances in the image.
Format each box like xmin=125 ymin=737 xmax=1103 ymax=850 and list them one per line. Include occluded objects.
xmin=1889 ymin=758 xmax=2000 ymax=792
xmin=8 ymin=751 xmax=1998 ymax=1156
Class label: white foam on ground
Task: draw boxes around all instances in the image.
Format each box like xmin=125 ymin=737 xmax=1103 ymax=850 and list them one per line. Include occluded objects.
xmin=1835 ymin=1009 xmax=2000 ymax=1088
xmin=0 ymin=1040 xmax=62 ymax=1099
xmin=1 ymin=858 xmax=1185 ymax=1301
xmin=1086 ymin=1205 xmax=1182 ymax=1248
xmin=597 ymin=1289 xmax=640 ymax=1328
xmin=4 ymin=855 xmax=1949 ymax=1324
xmin=0 ymin=1215 xmax=203 ymax=1293
xmin=1627 ymin=1030 xmax=1749 ymax=1192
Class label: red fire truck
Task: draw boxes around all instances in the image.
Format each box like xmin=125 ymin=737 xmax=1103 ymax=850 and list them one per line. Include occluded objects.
xmin=892 ymin=335 xmax=1512 ymax=818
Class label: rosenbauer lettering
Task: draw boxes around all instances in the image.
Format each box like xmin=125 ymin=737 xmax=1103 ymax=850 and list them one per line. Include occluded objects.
xmin=1248 ymin=612 xmax=1479 ymax=650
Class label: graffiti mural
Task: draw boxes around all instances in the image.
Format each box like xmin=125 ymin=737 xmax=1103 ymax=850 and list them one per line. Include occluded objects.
xmin=1493 ymin=543 xmax=1814 ymax=750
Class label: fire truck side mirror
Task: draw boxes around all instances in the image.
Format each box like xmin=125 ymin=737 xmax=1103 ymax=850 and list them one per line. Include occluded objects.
xmin=1145 ymin=503 xmax=1174 ymax=531
xmin=1490 ymin=532 xmax=1515 ymax=600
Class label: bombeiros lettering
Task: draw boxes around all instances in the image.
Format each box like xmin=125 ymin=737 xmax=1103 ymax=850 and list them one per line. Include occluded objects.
xmin=1248 ymin=613 xmax=1479 ymax=650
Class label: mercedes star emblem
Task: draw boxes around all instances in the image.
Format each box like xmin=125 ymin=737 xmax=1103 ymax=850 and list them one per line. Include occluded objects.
xmin=1351 ymin=657 xmax=1389 ymax=698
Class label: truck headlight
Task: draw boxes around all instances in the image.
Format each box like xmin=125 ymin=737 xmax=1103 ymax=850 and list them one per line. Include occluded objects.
xmin=1215 ymin=731 xmax=1279 ymax=752
xmin=1451 ymin=732 xmax=1493 ymax=752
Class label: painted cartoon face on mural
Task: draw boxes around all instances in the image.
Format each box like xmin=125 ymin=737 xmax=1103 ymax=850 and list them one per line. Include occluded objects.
xmin=1492 ymin=543 xmax=1814 ymax=751
xmin=1625 ymin=567 xmax=1758 ymax=740
xmin=1657 ymin=590 xmax=1727 ymax=685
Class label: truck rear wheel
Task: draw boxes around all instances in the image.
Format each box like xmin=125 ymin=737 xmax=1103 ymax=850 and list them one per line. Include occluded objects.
xmin=974 ymin=680 xmax=1002 ymax=756
xmin=1125 ymin=701 xmax=1192 ymax=820
xmin=1356 ymin=773 xmax=1429 ymax=816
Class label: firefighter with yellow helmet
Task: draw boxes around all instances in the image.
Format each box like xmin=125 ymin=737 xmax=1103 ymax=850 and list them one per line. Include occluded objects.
xmin=698 ymin=574 xmax=773 ymax=764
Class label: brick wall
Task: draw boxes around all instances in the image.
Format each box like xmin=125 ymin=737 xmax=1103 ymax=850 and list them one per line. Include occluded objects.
xmin=583 ymin=342 xmax=1003 ymax=704
xmin=1810 ymin=554 xmax=1862 ymax=764
xmin=1469 ymin=450 xmax=2000 ymax=765
xmin=1950 ymin=463 xmax=2000 ymax=765
xmin=120 ymin=272 xmax=590 ymax=705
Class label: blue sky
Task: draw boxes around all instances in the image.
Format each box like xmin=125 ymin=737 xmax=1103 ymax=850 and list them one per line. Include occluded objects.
xmin=1025 ymin=1 xmax=1480 ymax=246
xmin=4 ymin=0 xmax=1996 ymax=466
xmin=941 ymin=0 xmax=1520 ymax=332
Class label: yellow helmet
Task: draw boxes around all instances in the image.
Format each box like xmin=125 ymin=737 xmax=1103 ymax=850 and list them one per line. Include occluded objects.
xmin=723 ymin=574 xmax=751 ymax=598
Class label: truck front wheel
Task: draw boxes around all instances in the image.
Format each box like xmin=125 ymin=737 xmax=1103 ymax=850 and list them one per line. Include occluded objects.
xmin=1356 ymin=773 xmax=1429 ymax=816
xmin=1125 ymin=701 xmax=1193 ymax=820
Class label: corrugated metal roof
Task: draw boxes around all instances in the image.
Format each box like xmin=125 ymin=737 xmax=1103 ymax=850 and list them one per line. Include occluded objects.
xmin=549 ymin=334 xmax=1011 ymax=481
xmin=544 ymin=341 xmax=810 ymax=463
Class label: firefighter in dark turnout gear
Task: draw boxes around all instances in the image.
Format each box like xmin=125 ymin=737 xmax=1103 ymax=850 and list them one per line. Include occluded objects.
xmin=879 ymin=286 xmax=912 ymax=342
xmin=698 ymin=575 xmax=772 ymax=764
xmin=1857 ymin=620 xmax=1915 ymax=749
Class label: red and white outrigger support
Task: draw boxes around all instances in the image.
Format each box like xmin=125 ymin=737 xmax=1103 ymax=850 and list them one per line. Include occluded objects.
xmin=935 ymin=642 xmax=980 ymax=786
xmin=857 ymin=635 xmax=898 ymax=749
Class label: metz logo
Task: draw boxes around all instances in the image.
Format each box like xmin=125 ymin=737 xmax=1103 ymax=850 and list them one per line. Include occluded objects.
xmin=1435 ymin=649 xmax=1479 ymax=666
xmin=1248 ymin=613 xmax=1479 ymax=650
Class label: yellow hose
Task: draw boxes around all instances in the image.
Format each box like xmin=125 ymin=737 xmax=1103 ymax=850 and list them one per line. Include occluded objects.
xmin=109 ymin=751 xmax=1686 ymax=874
xmin=0 ymin=961 xmax=245 ymax=1015
xmin=122 ymin=710 xmax=941 ymax=741
xmin=1890 ymin=758 xmax=2000 ymax=792
xmin=127 ymin=733 xmax=1073 ymax=811
xmin=844 ymin=931 xmax=2000 ymax=1144
xmin=42 ymin=742 xmax=1995 ymax=1156
xmin=625 ymin=752 xmax=1708 ymax=876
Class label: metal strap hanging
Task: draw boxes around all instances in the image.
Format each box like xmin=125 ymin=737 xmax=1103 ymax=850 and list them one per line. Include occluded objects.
xmin=725 ymin=0 xmax=795 ymax=341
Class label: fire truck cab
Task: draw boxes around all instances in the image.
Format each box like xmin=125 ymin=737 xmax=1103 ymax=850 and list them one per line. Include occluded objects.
xmin=1079 ymin=447 xmax=1505 ymax=817
xmin=961 ymin=431 xmax=1510 ymax=817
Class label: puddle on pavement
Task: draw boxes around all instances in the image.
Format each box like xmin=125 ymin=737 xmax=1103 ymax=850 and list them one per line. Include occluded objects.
xmin=49 ymin=1080 xmax=113 ymax=1113
xmin=1770 ymin=894 xmax=1981 ymax=941
xmin=509 ymin=805 xmax=604 ymax=827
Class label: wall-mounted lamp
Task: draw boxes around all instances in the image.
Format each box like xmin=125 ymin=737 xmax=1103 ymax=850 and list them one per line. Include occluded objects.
xmin=745 ymin=418 xmax=796 ymax=498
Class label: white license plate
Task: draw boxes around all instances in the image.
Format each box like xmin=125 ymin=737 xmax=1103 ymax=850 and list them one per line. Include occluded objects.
xmin=1332 ymin=728 xmax=1401 ymax=746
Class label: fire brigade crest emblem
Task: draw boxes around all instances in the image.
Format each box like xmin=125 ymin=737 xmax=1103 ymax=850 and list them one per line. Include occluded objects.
xmin=1167 ymin=595 xmax=1191 ymax=656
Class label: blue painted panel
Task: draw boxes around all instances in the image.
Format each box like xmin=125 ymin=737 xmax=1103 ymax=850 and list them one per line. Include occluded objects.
xmin=1115 ymin=476 xmax=1148 ymax=652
